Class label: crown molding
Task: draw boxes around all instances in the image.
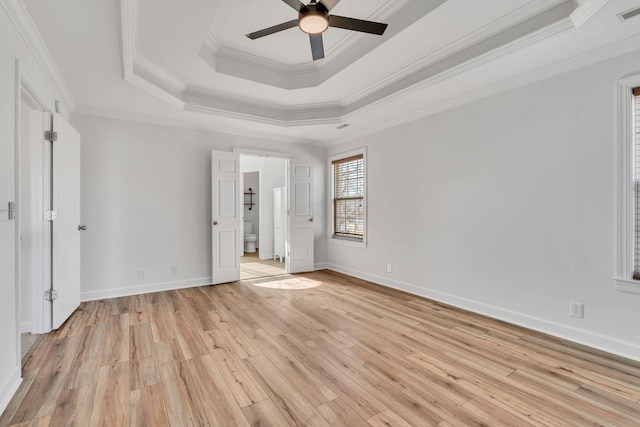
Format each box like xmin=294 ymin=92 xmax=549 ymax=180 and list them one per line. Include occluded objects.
xmin=0 ymin=0 xmax=75 ymax=111
xmin=199 ymin=0 xmax=440 ymax=90
xmin=571 ymin=0 xmax=610 ymax=27
xmin=71 ymin=105 xmax=323 ymax=146
xmin=117 ymin=0 xmax=184 ymax=109
xmin=344 ymin=0 xmax=575 ymax=107
xmin=330 ymin=34 xmax=640 ymax=146
xmin=113 ymin=0 xmax=579 ymax=131
xmin=184 ymin=87 xmax=343 ymax=127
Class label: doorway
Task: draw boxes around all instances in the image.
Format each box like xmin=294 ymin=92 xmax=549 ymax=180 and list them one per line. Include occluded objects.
xmin=239 ymin=155 xmax=287 ymax=280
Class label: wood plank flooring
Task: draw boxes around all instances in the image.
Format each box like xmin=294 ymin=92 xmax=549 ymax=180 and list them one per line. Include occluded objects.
xmin=2 ymin=270 xmax=640 ymax=426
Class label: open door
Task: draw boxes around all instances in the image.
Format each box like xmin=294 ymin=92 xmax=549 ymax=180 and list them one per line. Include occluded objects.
xmin=51 ymin=113 xmax=82 ymax=329
xmin=211 ymin=150 xmax=241 ymax=284
xmin=287 ymin=160 xmax=314 ymax=273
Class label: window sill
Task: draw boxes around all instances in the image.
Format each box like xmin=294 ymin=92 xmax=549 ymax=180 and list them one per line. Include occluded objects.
xmin=330 ymin=235 xmax=367 ymax=249
xmin=614 ymin=278 xmax=640 ymax=294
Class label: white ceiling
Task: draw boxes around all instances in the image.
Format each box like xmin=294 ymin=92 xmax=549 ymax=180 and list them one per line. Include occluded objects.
xmin=19 ymin=0 xmax=640 ymax=145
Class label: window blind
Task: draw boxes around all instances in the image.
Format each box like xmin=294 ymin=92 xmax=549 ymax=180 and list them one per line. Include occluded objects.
xmin=633 ymin=87 xmax=640 ymax=279
xmin=333 ymin=154 xmax=364 ymax=238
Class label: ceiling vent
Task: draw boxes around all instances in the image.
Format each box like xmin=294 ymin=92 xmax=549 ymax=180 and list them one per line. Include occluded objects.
xmin=617 ymin=6 xmax=640 ymax=21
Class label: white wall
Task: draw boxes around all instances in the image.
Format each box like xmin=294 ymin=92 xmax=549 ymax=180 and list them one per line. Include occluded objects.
xmin=0 ymin=2 xmax=67 ymax=415
xmin=243 ymin=171 xmax=259 ymax=245
xmin=71 ymin=114 xmax=327 ymax=301
xmin=327 ymin=51 xmax=640 ymax=361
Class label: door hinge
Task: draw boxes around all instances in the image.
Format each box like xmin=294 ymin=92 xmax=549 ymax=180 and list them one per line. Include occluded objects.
xmin=44 ymin=130 xmax=57 ymax=142
xmin=44 ymin=210 xmax=57 ymax=221
xmin=44 ymin=289 xmax=58 ymax=301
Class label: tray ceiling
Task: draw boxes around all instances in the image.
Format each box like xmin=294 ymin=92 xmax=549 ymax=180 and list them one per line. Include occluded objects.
xmin=18 ymin=0 xmax=640 ymax=145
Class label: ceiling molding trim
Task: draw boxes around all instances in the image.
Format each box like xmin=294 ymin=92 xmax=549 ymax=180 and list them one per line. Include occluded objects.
xmin=117 ymin=0 xmax=185 ymax=109
xmin=0 ymin=0 xmax=76 ymax=110
xmin=343 ymin=4 xmax=576 ymax=115
xmin=344 ymin=0 xmax=575 ymax=107
xmin=570 ymin=0 xmax=611 ymax=27
xmin=184 ymin=89 xmax=343 ymax=127
xmin=71 ymin=105 xmax=322 ymax=146
xmin=322 ymin=0 xmax=412 ymax=58
xmin=200 ymin=0 xmax=444 ymax=90
xmin=116 ymin=0 xmax=135 ymax=79
xmin=132 ymin=54 xmax=186 ymax=107
xmin=331 ymin=34 xmax=640 ymax=147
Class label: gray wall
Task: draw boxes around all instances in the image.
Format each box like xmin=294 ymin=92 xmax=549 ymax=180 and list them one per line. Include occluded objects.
xmin=71 ymin=114 xmax=327 ymax=301
xmin=327 ymin=51 xmax=640 ymax=361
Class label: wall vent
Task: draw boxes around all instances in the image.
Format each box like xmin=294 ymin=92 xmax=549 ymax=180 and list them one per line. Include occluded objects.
xmin=617 ymin=6 xmax=640 ymax=21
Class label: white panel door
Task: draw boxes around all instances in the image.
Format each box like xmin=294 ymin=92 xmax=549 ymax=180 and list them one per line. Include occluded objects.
xmin=288 ymin=160 xmax=314 ymax=273
xmin=211 ymin=150 xmax=240 ymax=284
xmin=51 ymin=113 xmax=81 ymax=329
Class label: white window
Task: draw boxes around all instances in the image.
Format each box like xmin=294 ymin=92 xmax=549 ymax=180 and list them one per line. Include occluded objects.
xmin=615 ymin=80 xmax=640 ymax=294
xmin=331 ymin=149 xmax=366 ymax=243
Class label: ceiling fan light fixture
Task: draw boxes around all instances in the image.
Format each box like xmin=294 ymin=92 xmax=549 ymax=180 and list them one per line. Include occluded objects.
xmin=299 ymin=11 xmax=329 ymax=34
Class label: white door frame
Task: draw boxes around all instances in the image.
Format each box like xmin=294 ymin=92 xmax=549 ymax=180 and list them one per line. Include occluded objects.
xmin=15 ymin=62 xmax=52 ymax=366
xmin=234 ymin=148 xmax=294 ymax=273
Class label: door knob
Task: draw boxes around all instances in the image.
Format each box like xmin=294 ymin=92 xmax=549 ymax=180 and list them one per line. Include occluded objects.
xmin=78 ymin=225 xmax=87 ymax=231
xmin=213 ymin=221 xmax=218 ymax=226
xmin=309 ymin=218 xmax=314 ymax=222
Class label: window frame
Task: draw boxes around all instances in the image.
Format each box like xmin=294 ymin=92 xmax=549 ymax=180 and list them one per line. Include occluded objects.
xmin=329 ymin=147 xmax=367 ymax=247
xmin=614 ymin=76 xmax=640 ymax=294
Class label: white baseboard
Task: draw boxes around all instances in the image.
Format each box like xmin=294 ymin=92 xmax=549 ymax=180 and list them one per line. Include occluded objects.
xmin=314 ymin=262 xmax=330 ymax=270
xmin=325 ymin=263 xmax=640 ymax=363
xmin=20 ymin=321 xmax=33 ymax=334
xmin=0 ymin=367 xmax=22 ymax=417
xmin=80 ymin=276 xmax=214 ymax=302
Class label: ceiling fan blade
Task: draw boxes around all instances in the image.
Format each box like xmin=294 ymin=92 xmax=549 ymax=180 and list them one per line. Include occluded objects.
xmin=281 ymin=0 xmax=306 ymax=12
xmin=309 ymin=34 xmax=324 ymax=61
xmin=329 ymin=15 xmax=388 ymax=35
xmin=246 ymin=19 xmax=299 ymax=40
xmin=319 ymin=0 xmax=340 ymax=11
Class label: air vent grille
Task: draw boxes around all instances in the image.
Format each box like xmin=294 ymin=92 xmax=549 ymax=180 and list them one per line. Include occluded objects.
xmin=618 ymin=6 xmax=640 ymax=21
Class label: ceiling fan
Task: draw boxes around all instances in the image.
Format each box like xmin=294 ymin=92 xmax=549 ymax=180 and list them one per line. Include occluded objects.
xmin=246 ymin=0 xmax=388 ymax=61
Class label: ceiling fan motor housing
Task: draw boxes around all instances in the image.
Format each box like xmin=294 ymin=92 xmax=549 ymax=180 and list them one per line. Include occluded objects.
xmin=299 ymin=2 xmax=330 ymax=34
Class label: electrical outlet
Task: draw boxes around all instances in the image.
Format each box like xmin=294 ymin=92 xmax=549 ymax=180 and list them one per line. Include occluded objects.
xmin=569 ymin=301 xmax=584 ymax=318
xmin=138 ymin=268 xmax=147 ymax=280
xmin=171 ymin=265 xmax=178 ymax=275
xmin=386 ymin=264 xmax=392 ymax=273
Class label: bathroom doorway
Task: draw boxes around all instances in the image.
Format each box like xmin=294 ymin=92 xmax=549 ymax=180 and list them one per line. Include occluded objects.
xmin=239 ymin=154 xmax=287 ymax=280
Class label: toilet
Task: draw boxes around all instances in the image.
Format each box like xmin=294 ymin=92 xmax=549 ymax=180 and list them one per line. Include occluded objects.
xmin=244 ymin=221 xmax=258 ymax=253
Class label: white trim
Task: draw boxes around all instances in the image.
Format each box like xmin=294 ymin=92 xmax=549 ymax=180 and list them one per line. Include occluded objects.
xmin=328 ymin=236 xmax=366 ymax=249
xmin=198 ymin=0 xmax=417 ymax=89
xmin=235 ymin=147 xmax=294 ymax=158
xmin=614 ymin=278 xmax=640 ymax=294
xmin=570 ymin=0 xmax=610 ymax=27
xmin=113 ymin=0 xmax=575 ymax=129
xmin=80 ymin=277 xmax=214 ymax=302
xmin=326 ymin=263 xmax=640 ymax=363
xmin=20 ymin=321 xmax=33 ymax=334
xmin=330 ymin=35 xmax=640 ymax=147
xmin=614 ymin=73 xmax=640 ymax=289
xmin=314 ymin=262 xmax=330 ymax=270
xmin=0 ymin=367 xmax=22 ymax=417
xmin=70 ymin=106 xmax=322 ymax=146
xmin=0 ymin=0 xmax=75 ymax=111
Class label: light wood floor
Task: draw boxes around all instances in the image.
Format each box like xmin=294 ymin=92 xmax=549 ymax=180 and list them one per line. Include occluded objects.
xmin=2 ymin=270 xmax=640 ymax=426
xmin=240 ymin=250 xmax=285 ymax=280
